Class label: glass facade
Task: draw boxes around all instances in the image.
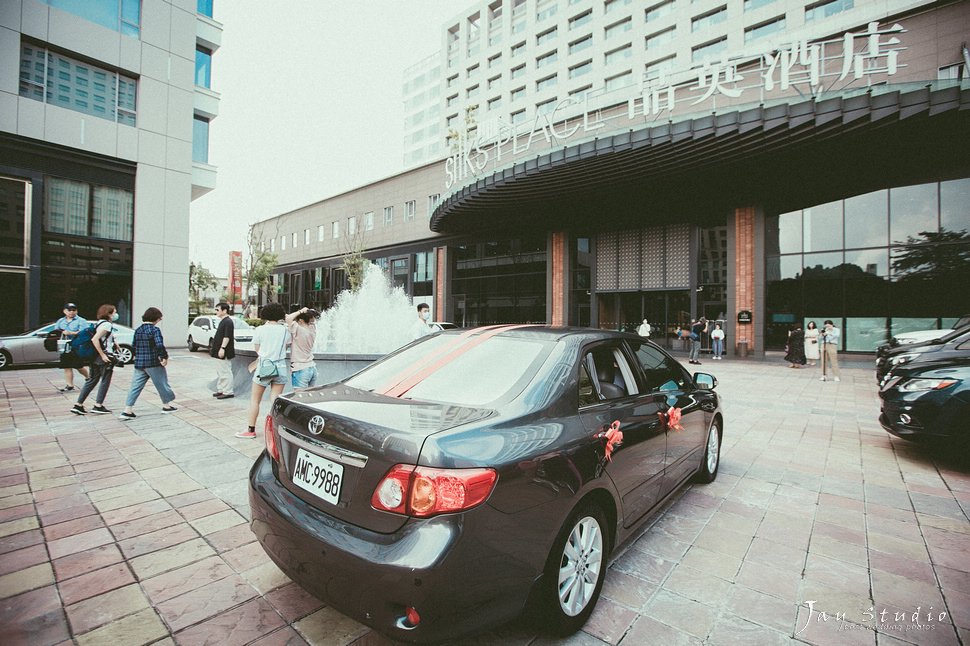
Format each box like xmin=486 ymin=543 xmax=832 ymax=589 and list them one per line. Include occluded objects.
xmin=44 ymin=0 xmax=141 ymax=36
xmin=193 ymin=116 xmax=210 ymax=163
xmin=195 ymin=46 xmax=212 ymax=88
xmin=766 ymin=178 xmax=970 ymax=351
xmin=451 ymin=236 xmax=547 ymax=327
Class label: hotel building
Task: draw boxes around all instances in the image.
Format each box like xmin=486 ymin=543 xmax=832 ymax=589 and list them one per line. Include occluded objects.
xmin=0 ymin=0 xmax=222 ymax=342
xmin=253 ymin=0 xmax=969 ymax=356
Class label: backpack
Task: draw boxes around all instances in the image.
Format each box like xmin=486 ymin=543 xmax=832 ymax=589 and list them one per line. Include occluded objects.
xmin=70 ymin=324 xmax=99 ymax=360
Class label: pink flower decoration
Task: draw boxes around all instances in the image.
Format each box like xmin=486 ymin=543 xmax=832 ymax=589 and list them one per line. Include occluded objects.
xmin=667 ymin=407 xmax=683 ymax=432
xmin=600 ymin=420 xmax=623 ymax=462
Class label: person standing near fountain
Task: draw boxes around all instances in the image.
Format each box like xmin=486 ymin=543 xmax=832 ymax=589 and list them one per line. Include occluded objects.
xmin=411 ymin=302 xmax=432 ymax=340
xmin=237 ymin=302 xmax=290 ymax=439
xmin=286 ymin=306 xmax=318 ymax=389
xmin=211 ymin=303 xmax=235 ymax=399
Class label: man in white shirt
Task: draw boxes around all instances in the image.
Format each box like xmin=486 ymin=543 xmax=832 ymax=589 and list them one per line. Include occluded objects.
xmin=819 ymin=319 xmax=842 ymax=382
xmin=411 ymin=303 xmax=432 ymax=340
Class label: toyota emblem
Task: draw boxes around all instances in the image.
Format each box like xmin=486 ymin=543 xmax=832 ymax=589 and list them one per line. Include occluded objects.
xmin=307 ymin=415 xmax=326 ymax=436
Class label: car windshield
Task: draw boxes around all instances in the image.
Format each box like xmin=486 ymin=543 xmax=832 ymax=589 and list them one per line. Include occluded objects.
xmin=231 ymin=318 xmax=252 ymax=329
xmin=346 ymin=334 xmax=553 ymax=406
xmin=938 ymin=326 xmax=970 ymax=343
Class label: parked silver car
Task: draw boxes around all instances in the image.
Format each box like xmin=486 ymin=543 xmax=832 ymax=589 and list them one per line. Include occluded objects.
xmin=0 ymin=323 xmax=135 ymax=370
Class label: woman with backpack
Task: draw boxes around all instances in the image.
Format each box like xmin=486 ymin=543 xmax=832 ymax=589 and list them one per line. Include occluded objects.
xmin=72 ymin=304 xmax=120 ymax=415
xmin=118 ymin=307 xmax=177 ymax=420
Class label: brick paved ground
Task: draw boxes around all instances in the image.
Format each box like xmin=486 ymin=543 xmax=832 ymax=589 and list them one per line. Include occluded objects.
xmin=0 ymin=349 xmax=967 ymax=645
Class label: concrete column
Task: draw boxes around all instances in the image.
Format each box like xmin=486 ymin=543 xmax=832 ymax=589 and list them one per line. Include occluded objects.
xmin=548 ymin=231 xmax=568 ymax=326
xmin=434 ymin=246 xmax=450 ymax=322
xmin=732 ymin=206 xmax=757 ymax=356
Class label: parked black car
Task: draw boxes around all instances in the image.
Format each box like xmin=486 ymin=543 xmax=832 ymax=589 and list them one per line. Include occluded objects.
xmin=879 ymin=356 xmax=970 ymax=444
xmin=249 ymin=326 xmax=723 ymax=643
xmin=875 ymin=326 xmax=970 ymax=383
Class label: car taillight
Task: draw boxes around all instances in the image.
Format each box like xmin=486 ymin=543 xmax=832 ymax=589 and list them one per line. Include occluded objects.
xmin=264 ymin=415 xmax=280 ymax=462
xmin=371 ymin=465 xmax=497 ymax=518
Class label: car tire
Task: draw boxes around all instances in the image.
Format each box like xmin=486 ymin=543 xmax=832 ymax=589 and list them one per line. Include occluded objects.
xmin=695 ymin=419 xmax=721 ymax=484
xmin=540 ymin=500 xmax=610 ymax=636
xmin=0 ymin=349 xmax=11 ymax=370
xmin=187 ymin=336 xmax=199 ymax=352
xmin=115 ymin=344 xmax=134 ymax=365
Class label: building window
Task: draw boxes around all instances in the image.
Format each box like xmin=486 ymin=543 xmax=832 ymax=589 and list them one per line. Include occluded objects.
xmin=536 ymin=74 xmax=557 ymax=92
xmin=645 ymin=55 xmax=676 ymax=80
xmin=569 ymin=84 xmax=592 ymax=96
xmin=195 ymin=46 xmax=212 ymax=88
xmin=467 ymin=63 xmax=480 ymax=79
xmin=605 ymin=71 xmax=633 ymax=91
xmin=692 ymin=6 xmax=728 ymax=32
xmin=569 ymin=35 xmax=593 ymax=55
xmin=19 ymin=43 xmax=138 ymax=126
xmin=938 ymin=63 xmax=965 ymax=80
xmin=446 ymin=113 xmax=458 ymax=127
xmin=511 ymin=41 xmax=526 ymax=57
xmin=383 ymin=206 xmax=394 ymax=226
xmin=405 ymin=200 xmax=416 ymax=221
xmin=44 ymin=177 xmax=133 ymax=242
xmin=317 ymin=225 xmax=324 ymax=242
xmin=192 ymin=116 xmax=210 ymax=163
xmin=511 ymin=64 xmax=526 ymax=79
xmin=428 ymin=194 xmax=441 ymax=214
xmin=292 ymin=232 xmax=297 ymax=248
xmin=536 ymin=0 xmax=558 ymax=22
xmin=537 ymin=27 xmax=558 ymax=46
xmin=536 ymin=98 xmax=558 ymax=114
xmin=270 ymin=238 xmax=275 ymax=253
xmin=467 ymin=84 xmax=480 ymax=99
xmin=332 ymin=221 xmax=340 ymax=238
xmin=488 ymin=74 xmax=502 ymax=89
xmin=197 ymin=0 xmax=213 ymax=18
xmin=447 ymin=74 xmax=459 ymax=88
xmin=744 ymin=0 xmax=778 ymax=10
xmin=44 ymin=0 xmax=141 ymax=36
xmin=511 ymin=86 xmax=526 ymax=101
xmin=646 ymin=0 xmax=676 ymax=22
xmin=605 ymin=44 xmax=632 ymax=65
xmin=349 ymin=216 xmax=357 ymax=235
xmin=569 ymin=10 xmax=592 ymax=30
xmin=745 ymin=16 xmax=786 ymax=42
xmin=605 ymin=0 xmax=633 ymax=13
xmin=510 ymin=109 xmax=527 ymax=124
xmin=605 ymin=18 xmax=632 ymax=39
xmin=692 ymin=37 xmax=728 ymax=63
xmin=645 ymin=27 xmax=677 ymax=50
xmin=805 ymin=0 xmax=854 ymax=22
xmin=569 ymin=60 xmax=592 ymax=78
xmin=446 ymin=94 xmax=458 ymax=107
xmin=487 ymin=96 xmax=501 ymax=111
xmin=281 ymin=235 xmax=286 ymax=251
xmin=304 ymin=229 xmax=310 ymax=245
xmin=537 ymin=50 xmax=558 ymax=68
xmin=488 ymin=53 xmax=502 ymax=68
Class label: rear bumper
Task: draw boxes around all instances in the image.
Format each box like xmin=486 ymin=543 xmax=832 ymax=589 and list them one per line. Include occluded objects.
xmin=248 ymin=452 xmax=539 ymax=643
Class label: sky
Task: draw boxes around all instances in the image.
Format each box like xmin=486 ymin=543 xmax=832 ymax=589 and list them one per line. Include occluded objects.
xmin=188 ymin=1 xmax=457 ymax=277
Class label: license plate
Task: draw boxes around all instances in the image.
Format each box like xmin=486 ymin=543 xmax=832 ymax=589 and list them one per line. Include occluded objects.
xmin=292 ymin=448 xmax=343 ymax=505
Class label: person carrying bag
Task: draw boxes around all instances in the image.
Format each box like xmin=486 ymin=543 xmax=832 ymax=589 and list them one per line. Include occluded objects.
xmin=239 ymin=303 xmax=290 ymax=439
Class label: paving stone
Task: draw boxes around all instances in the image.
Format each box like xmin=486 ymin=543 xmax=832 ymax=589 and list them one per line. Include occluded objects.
xmin=57 ymin=562 xmax=135 ymax=606
xmin=65 ymin=583 xmax=151 ymax=635
xmin=74 ymin=607 xmax=168 ymax=646
xmin=0 ymin=561 xmax=55 ymax=598
xmin=128 ymin=537 xmax=216 ymax=580
xmin=172 ymin=597 xmax=285 ymax=645
xmin=263 ymin=583 xmax=325 ymax=624
xmin=52 ymin=543 xmax=125 ymax=582
xmin=155 ymin=573 xmax=258 ymax=632
xmin=293 ymin=606 xmax=369 ymax=646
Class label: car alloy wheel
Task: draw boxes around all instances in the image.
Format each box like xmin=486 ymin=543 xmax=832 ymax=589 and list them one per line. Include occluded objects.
xmin=187 ymin=336 xmax=198 ymax=352
xmin=0 ymin=350 xmax=10 ymax=370
xmin=695 ymin=421 xmax=721 ymax=483
xmin=542 ymin=501 xmax=609 ymax=635
xmin=115 ymin=345 xmax=134 ymax=365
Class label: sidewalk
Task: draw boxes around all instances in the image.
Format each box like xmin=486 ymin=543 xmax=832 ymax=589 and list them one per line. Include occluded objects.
xmin=0 ymin=350 xmax=968 ymax=645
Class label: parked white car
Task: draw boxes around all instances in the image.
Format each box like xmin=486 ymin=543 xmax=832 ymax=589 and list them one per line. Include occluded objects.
xmin=891 ymin=315 xmax=970 ymax=346
xmin=187 ymin=316 xmax=254 ymax=352
xmin=0 ymin=323 xmax=135 ymax=370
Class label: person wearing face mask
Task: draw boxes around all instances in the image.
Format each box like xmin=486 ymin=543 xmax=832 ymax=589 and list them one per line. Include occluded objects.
xmin=72 ymin=304 xmax=120 ymax=415
xmin=118 ymin=307 xmax=177 ymax=419
xmin=411 ymin=302 xmax=432 ymax=340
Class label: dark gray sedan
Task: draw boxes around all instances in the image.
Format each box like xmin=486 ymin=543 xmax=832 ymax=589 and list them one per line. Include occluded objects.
xmin=249 ymin=326 xmax=723 ymax=643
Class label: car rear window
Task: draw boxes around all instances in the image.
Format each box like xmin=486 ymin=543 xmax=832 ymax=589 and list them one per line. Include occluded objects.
xmin=346 ymin=335 xmax=552 ymax=406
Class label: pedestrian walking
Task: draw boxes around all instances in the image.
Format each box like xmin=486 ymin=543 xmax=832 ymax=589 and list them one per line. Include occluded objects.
xmin=72 ymin=304 xmax=119 ymax=415
xmin=819 ymin=319 xmax=842 ymax=382
xmin=804 ymin=320 xmax=820 ymax=366
xmin=54 ymin=302 xmax=89 ymax=391
xmin=286 ymin=306 xmax=319 ymax=389
xmin=118 ymin=307 xmax=177 ymax=419
xmin=238 ymin=303 xmax=291 ymax=439
xmin=211 ymin=302 xmax=236 ymax=399
xmin=688 ymin=317 xmax=707 ymax=364
xmin=785 ymin=324 xmax=807 ymax=368
xmin=710 ymin=322 xmax=725 ymax=360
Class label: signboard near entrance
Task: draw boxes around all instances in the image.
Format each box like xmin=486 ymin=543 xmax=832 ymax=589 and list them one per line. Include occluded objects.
xmin=738 ymin=310 xmax=753 ymax=324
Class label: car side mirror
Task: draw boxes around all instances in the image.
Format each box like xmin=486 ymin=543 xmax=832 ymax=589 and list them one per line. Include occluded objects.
xmin=694 ymin=372 xmax=717 ymax=389
xmin=201 ymin=324 xmax=210 ymax=330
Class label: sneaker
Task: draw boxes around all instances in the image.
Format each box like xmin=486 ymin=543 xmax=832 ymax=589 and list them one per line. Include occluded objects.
xmin=90 ymin=405 xmax=112 ymax=415
xmin=212 ymin=392 xmax=223 ymax=398
xmin=234 ymin=430 xmax=257 ymax=439
xmin=161 ymin=406 xmax=178 ymax=413
xmin=59 ymin=385 xmax=75 ymax=392
xmin=119 ymin=411 xmax=137 ymax=420
xmin=819 ymin=377 xmax=827 ymax=381
xmin=70 ymin=404 xmax=87 ymax=415
xmin=833 ymin=377 xmax=841 ymax=382
xmin=215 ymin=393 xmax=235 ymax=399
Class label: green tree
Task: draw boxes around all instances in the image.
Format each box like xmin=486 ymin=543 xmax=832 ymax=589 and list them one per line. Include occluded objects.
xmin=245 ymin=224 xmax=278 ymax=303
xmin=341 ymin=217 xmax=368 ymax=293
xmin=188 ymin=262 xmax=218 ymax=317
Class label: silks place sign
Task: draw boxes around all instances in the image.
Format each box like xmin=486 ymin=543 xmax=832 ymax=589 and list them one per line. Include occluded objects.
xmin=445 ymin=21 xmax=906 ymax=191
